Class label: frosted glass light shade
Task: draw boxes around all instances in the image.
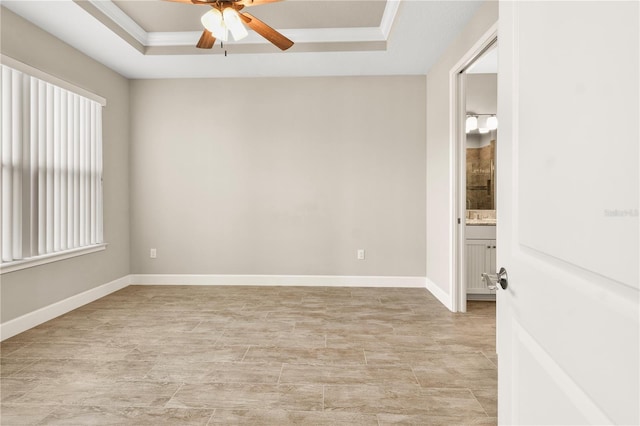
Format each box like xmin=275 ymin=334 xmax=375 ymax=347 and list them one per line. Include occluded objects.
xmin=466 ymin=116 xmax=478 ymax=133
xmin=201 ymin=9 xmax=228 ymax=41
xmin=487 ymin=115 xmax=498 ymax=130
xmin=223 ymin=8 xmax=248 ymax=41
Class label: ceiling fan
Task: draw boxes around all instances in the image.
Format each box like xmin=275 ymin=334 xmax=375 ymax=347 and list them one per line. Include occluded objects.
xmin=165 ymin=0 xmax=294 ymax=51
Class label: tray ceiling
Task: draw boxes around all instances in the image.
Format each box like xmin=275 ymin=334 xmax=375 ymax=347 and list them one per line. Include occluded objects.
xmin=1 ymin=0 xmax=485 ymax=79
xmin=113 ymin=0 xmax=387 ymax=32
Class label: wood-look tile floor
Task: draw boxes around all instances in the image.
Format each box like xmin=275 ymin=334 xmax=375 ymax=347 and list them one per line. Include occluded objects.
xmin=0 ymin=286 xmax=496 ymax=425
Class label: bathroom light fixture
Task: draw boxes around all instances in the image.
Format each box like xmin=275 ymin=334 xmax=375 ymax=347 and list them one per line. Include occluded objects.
xmin=466 ymin=113 xmax=497 ymax=133
xmin=466 ymin=116 xmax=478 ymax=133
xmin=486 ymin=115 xmax=498 ymax=130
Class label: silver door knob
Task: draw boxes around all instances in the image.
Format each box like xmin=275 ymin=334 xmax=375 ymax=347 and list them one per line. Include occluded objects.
xmin=481 ymin=267 xmax=509 ymax=290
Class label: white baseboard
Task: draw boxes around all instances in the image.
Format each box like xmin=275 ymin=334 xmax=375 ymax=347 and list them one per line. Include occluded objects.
xmin=1 ymin=274 xmax=441 ymax=341
xmin=129 ymin=274 xmax=426 ymax=288
xmin=425 ymin=277 xmax=453 ymax=311
xmin=0 ymin=275 xmax=131 ymax=341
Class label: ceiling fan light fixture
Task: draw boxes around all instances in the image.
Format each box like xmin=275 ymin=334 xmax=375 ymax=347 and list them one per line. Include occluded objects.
xmin=201 ymin=9 xmax=228 ymax=42
xmin=167 ymin=0 xmax=293 ymax=51
xmin=223 ymin=8 xmax=249 ymax=41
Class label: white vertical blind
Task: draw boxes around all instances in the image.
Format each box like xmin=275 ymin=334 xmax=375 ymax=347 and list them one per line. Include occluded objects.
xmin=1 ymin=66 xmax=26 ymax=262
xmin=0 ymin=64 xmax=103 ymax=264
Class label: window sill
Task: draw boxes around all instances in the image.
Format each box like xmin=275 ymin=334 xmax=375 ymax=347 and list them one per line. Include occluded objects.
xmin=0 ymin=243 xmax=108 ymax=274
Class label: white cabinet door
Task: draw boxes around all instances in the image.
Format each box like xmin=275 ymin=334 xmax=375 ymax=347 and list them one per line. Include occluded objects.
xmin=497 ymin=1 xmax=639 ymax=424
xmin=466 ymin=239 xmax=496 ymax=294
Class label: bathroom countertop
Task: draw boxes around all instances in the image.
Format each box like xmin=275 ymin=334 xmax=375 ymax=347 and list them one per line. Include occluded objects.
xmin=466 ymin=210 xmax=496 ymax=226
xmin=466 ymin=220 xmax=496 ymax=226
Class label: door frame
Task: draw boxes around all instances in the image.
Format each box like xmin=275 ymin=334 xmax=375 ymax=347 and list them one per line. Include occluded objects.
xmin=449 ymin=23 xmax=497 ymax=313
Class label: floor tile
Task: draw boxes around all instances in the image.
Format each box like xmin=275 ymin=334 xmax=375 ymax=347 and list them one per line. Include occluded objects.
xmin=0 ymin=340 xmax=32 ymax=354
xmin=18 ymin=381 xmax=181 ymax=407
xmin=364 ymin=349 xmax=496 ymax=367
xmin=144 ymin=361 xmax=282 ymax=384
xmin=166 ymin=383 xmax=323 ymax=411
xmin=1 ymin=286 xmax=496 ymax=424
xmin=13 ymin=359 xmax=154 ymax=382
xmin=0 ymin=377 xmax=40 ymax=403
xmin=412 ymin=365 xmax=497 ymax=389
xmin=377 ymin=413 xmax=497 ymax=425
xmin=208 ymin=409 xmax=377 ymax=425
xmin=327 ymin=333 xmax=436 ymax=351
xmin=0 ymin=403 xmax=56 ymax=425
xmin=0 ymin=358 xmax=35 ymax=377
xmin=5 ymin=342 xmax=134 ymax=361
xmin=471 ymin=387 xmax=498 ymax=416
xmin=125 ymin=344 xmax=248 ymax=363
xmin=243 ymin=347 xmax=366 ymax=365
xmin=279 ymin=363 xmax=418 ymax=385
xmin=35 ymin=405 xmax=214 ymax=425
xmin=214 ymin=330 xmax=326 ymax=348
xmin=324 ymin=384 xmax=486 ymax=416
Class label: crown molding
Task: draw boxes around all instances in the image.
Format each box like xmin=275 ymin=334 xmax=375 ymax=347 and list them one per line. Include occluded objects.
xmin=88 ymin=0 xmax=148 ymax=45
xmin=146 ymin=26 xmax=386 ymax=47
xmin=88 ymin=0 xmax=401 ymax=49
xmin=380 ymin=0 xmax=401 ymax=39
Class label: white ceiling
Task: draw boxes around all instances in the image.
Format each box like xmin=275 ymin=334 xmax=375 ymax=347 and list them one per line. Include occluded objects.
xmin=2 ymin=0 xmax=484 ymax=79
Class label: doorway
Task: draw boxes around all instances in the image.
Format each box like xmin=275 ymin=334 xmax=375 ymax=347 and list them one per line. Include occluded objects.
xmin=451 ymin=29 xmax=497 ymax=313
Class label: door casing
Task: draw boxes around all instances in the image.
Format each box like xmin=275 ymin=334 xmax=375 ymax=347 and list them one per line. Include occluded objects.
xmin=450 ymin=24 xmax=497 ymax=313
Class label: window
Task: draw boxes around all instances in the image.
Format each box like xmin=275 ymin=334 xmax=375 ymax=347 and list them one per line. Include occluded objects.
xmin=1 ymin=61 xmax=105 ymax=272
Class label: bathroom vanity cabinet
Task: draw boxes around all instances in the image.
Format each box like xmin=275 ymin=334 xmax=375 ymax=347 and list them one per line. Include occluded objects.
xmin=465 ymin=225 xmax=496 ymax=296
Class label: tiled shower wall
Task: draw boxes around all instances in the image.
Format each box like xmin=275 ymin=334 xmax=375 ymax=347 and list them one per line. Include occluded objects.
xmin=466 ymin=140 xmax=495 ymax=210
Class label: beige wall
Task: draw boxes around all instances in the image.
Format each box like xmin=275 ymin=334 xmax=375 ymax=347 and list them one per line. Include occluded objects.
xmin=426 ymin=1 xmax=498 ymax=294
xmin=0 ymin=0 xmax=493 ymax=323
xmin=0 ymin=8 xmax=130 ymax=322
xmin=130 ymin=76 xmax=426 ymax=277
xmin=467 ymin=73 xmax=498 ymax=115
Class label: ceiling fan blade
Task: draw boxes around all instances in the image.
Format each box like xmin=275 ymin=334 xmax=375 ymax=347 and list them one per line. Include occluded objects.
xmin=163 ymin=0 xmax=212 ymax=5
xmin=236 ymin=0 xmax=283 ymax=7
xmin=196 ymin=29 xmax=216 ymax=49
xmin=240 ymin=13 xmax=293 ymax=51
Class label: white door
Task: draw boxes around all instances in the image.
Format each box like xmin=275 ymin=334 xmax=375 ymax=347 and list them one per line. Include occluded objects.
xmin=497 ymin=1 xmax=639 ymax=424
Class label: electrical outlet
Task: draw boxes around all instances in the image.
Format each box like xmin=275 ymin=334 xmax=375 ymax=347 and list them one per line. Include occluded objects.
xmin=357 ymin=249 xmax=365 ymax=260
xmin=150 ymin=248 xmax=157 ymax=259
